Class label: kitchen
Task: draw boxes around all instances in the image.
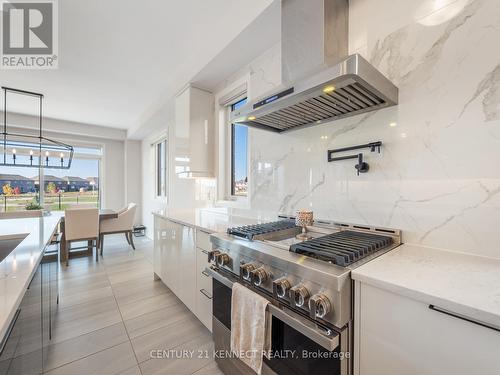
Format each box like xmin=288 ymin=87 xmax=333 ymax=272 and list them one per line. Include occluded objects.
xmin=1 ymin=0 xmax=499 ymax=374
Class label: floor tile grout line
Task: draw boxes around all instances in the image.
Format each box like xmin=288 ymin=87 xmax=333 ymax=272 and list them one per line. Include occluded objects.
xmin=135 ymin=330 xmax=209 ymax=365
xmin=105 ymin=251 xmax=145 ymax=375
xmin=42 ymin=336 xmax=130 ymax=373
xmin=118 ymin=297 xmax=180 ymax=323
xmin=126 ymin=313 xmax=195 ymax=342
xmin=45 ymin=238 xmax=157 ymax=374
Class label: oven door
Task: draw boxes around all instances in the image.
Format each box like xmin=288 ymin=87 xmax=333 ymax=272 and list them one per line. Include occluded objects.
xmin=207 ymin=267 xmax=349 ymax=375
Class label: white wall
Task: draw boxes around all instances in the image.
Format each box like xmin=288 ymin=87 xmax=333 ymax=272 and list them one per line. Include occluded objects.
xmin=139 ymin=97 xmax=216 ymax=237
xmin=213 ymin=0 xmax=500 ymax=259
xmin=124 ymin=139 xmax=142 ymax=224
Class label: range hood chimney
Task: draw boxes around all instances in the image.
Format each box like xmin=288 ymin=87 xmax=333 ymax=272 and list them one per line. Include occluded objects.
xmin=281 ymin=0 xmax=348 ymax=83
xmin=231 ymin=0 xmax=398 ymax=133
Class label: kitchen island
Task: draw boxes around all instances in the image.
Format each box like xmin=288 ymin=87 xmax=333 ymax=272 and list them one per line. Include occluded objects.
xmin=0 ymin=215 xmax=61 ymax=358
xmin=152 ymin=208 xmax=262 ymax=331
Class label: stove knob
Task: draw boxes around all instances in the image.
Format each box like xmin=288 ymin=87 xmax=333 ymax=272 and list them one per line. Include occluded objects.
xmin=208 ymin=250 xmax=220 ymax=263
xmin=290 ymin=285 xmax=310 ymax=308
xmin=240 ymin=263 xmax=256 ymax=281
xmin=251 ymin=267 xmax=269 ymax=287
xmin=309 ymin=293 xmax=332 ymax=319
xmin=216 ymin=253 xmax=230 ymax=267
xmin=273 ymin=278 xmax=291 ymax=299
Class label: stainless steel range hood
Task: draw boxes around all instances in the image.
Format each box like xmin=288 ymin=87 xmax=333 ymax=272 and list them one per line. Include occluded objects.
xmin=230 ymin=0 xmax=398 ymax=133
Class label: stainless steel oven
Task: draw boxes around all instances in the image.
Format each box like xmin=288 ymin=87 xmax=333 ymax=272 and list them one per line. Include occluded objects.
xmin=207 ymin=267 xmax=350 ymax=375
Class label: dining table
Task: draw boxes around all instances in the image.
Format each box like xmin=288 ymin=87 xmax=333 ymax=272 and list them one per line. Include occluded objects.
xmin=59 ymin=209 xmax=118 ymax=263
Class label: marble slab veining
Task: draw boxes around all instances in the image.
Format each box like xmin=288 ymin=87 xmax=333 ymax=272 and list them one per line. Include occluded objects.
xmin=216 ymin=0 xmax=500 ymax=260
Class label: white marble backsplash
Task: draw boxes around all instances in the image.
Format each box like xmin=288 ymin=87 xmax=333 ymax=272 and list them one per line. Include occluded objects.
xmin=237 ymin=0 xmax=500 ymax=258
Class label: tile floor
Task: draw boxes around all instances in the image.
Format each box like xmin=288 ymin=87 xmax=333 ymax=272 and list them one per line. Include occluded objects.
xmin=44 ymin=234 xmax=223 ymax=375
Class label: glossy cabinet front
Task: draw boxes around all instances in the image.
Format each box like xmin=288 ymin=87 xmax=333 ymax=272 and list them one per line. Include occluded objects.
xmin=153 ymin=216 xmax=212 ymax=331
xmin=0 ymin=253 xmax=58 ymax=375
xmin=154 ymin=217 xmax=196 ymax=310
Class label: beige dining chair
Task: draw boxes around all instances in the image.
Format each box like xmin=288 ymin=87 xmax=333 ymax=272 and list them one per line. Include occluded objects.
xmin=0 ymin=210 xmax=43 ymax=219
xmin=67 ymin=204 xmax=97 ymax=209
xmin=64 ymin=208 xmax=99 ymax=265
xmin=99 ymin=203 xmax=137 ymax=255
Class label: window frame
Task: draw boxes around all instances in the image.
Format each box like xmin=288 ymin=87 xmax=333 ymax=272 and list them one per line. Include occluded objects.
xmin=229 ymin=97 xmax=249 ymax=198
xmin=154 ymin=138 xmax=168 ymax=199
xmin=0 ymin=140 xmax=103 ymax=211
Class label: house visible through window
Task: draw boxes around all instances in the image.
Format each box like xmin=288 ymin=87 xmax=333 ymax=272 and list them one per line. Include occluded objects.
xmin=156 ymin=139 xmax=167 ymax=197
xmin=0 ymin=145 xmax=102 ymax=212
xmin=231 ymin=98 xmax=248 ymax=197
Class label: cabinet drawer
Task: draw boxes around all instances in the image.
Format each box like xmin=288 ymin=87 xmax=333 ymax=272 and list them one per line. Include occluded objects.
xmin=196 ymin=248 xmax=212 ymax=293
xmin=196 ymin=288 xmax=212 ymax=331
xmin=358 ymin=283 xmax=500 ymax=375
xmin=196 ymin=229 xmax=212 ymax=252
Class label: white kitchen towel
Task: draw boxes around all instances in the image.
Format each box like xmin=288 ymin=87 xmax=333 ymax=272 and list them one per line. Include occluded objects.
xmin=230 ymin=282 xmax=271 ymax=375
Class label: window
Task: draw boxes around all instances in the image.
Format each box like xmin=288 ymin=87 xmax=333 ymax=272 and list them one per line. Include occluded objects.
xmin=42 ymin=155 xmax=101 ymax=210
xmin=231 ymin=98 xmax=248 ymax=197
xmin=0 ymin=145 xmax=102 ymax=212
xmin=155 ymin=139 xmax=167 ymax=197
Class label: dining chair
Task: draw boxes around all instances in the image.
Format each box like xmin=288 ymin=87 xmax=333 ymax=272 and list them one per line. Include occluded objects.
xmin=0 ymin=210 xmax=43 ymax=219
xmin=67 ymin=204 xmax=97 ymax=209
xmin=64 ymin=208 xmax=99 ymax=265
xmin=99 ymin=203 xmax=137 ymax=255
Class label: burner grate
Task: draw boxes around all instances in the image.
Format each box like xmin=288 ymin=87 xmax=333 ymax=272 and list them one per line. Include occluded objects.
xmin=227 ymin=220 xmax=298 ymax=241
xmin=290 ymin=230 xmax=393 ymax=267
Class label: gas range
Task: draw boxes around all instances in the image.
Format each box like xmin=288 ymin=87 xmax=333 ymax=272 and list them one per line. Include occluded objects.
xmin=209 ymin=216 xmax=402 ymax=330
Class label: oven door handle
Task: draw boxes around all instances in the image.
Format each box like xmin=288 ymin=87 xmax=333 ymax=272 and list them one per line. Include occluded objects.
xmin=205 ymin=267 xmax=340 ymax=352
xmin=205 ymin=266 xmax=235 ymax=288
xmin=268 ymin=304 xmax=339 ymax=351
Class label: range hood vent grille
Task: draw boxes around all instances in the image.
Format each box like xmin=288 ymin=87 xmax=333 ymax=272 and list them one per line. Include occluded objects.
xmin=249 ymin=82 xmax=386 ymax=131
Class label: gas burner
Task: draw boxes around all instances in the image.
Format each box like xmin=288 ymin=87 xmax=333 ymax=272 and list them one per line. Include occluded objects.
xmin=290 ymin=230 xmax=393 ymax=267
xmin=227 ymin=220 xmax=298 ymax=241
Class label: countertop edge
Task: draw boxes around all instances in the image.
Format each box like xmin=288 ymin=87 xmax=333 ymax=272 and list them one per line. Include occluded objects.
xmin=352 ymin=269 xmax=500 ymax=330
xmin=152 ymin=211 xmax=214 ymax=232
xmin=0 ymin=218 xmax=60 ymax=342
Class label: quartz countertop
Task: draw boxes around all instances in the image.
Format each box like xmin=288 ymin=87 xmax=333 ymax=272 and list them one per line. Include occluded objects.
xmin=352 ymin=244 xmax=500 ymax=329
xmin=0 ymin=214 xmax=61 ymax=341
xmin=152 ymin=207 xmax=273 ymax=233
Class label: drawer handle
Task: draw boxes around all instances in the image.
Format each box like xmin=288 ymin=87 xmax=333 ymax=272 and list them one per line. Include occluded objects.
xmin=201 ymin=250 xmax=209 ymax=255
xmin=428 ymin=305 xmax=500 ymax=333
xmin=201 ymin=271 xmax=210 ymax=277
xmin=200 ymin=289 xmax=212 ymax=299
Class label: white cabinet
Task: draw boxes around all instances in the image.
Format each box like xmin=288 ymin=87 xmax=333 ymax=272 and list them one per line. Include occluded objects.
xmin=174 ymin=85 xmax=214 ymax=176
xmin=163 ymin=219 xmax=181 ymax=293
xmin=195 ymin=229 xmax=213 ymax=331
xmin=177 ymin=225 xmax=196 ymax=312
xmin=153 ymin=215 xmax=166 ymax=280
xmin=153 ymin=217 xmax=213 ymax=331
xmin=354 ymin=282 xmax=500 ymax=375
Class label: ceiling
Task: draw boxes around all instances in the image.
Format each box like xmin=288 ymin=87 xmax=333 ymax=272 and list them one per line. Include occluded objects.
xmin=0 ymin=0 xmax=275 ymax=131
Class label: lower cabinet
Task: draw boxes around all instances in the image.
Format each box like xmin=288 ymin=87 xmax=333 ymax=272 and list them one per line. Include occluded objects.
xmin=354 ymin=282 xmax=500 ymax=375
xmin=195 ymin=243 xmax=212 ymax=331
xmin=177 ymin=225 xmax=196 ymax=312
xmin=0 ymin=251 xmax=59 ymax=375
xmin=153 ymin=216 xmax=213 ymax=331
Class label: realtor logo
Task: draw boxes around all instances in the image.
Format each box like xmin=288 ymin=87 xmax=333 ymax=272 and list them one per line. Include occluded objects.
xmin=1 ymin=0 xmax=58 ymax=69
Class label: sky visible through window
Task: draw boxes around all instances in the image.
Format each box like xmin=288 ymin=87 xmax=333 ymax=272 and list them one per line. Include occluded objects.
xmin=232 ymin=98 xmax=248 ymax=196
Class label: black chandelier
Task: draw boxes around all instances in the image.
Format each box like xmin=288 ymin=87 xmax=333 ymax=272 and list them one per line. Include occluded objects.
xmin=2 ymin=87 xmax=74 ymax=169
